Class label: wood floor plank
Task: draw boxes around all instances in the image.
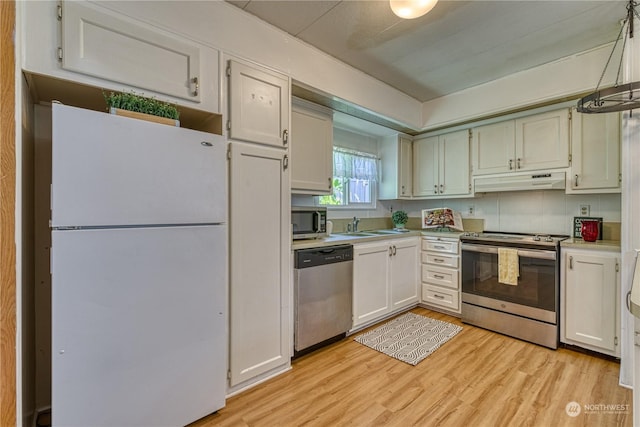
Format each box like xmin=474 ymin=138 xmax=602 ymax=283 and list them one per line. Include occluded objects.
xmin=191 ymin=307 xmax=632 ymax=427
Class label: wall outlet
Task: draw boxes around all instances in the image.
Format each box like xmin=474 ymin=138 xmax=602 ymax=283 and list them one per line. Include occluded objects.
xmin=580 ymin=204 xmax=590 ymax=216
xmin=468 ymin=205 xmax=475 ymax=216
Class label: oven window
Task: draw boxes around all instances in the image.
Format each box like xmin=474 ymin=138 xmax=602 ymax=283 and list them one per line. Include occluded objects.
xmin=462 ymin=251 xmax=556 ymax=311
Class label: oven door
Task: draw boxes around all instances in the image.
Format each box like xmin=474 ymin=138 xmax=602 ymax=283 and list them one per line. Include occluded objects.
xmin=461 ymin=243 xmax=558 ymax=323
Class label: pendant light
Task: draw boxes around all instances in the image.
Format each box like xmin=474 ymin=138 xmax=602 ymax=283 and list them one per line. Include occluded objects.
xmin=390 ymin=0 xmax=438 ymax=19
xmin=577 ymin=0 xmax=640 ymax=113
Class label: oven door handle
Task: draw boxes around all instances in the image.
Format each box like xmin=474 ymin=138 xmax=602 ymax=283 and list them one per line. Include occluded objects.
xmin=461 ymin=243 xmax=556 ymax=260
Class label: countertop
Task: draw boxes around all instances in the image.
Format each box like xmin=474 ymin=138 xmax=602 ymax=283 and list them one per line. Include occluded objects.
xmin=291 ymin=229 xmax=454 ymax=250
xmin=560 ymin=238 xmax=621 ymax=252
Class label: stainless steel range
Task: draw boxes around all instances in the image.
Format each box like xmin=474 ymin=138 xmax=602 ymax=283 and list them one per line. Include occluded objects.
xmin=460 ymin=232 xmax=568 ymax=349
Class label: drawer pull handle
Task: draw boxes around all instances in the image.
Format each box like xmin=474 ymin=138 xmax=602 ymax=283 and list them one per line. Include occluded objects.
xmin=434 ymin=294 xmax=445 ymax=299
xmin=434 ymin=245 xmax=446 ymax=249
xmin=433 ymin=258 xmax=445 ymax=263
xmin=434 ymin=274 xmax=445 ymax=279
xmin=191 ymin=77 xmax=199 ymax=96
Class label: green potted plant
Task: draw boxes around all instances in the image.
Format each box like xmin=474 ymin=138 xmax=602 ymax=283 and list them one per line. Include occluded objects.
xmin=103 ymin=90 xmax=180 ymax=126
xmin=392 ymin=210 xmax=409 ymax=229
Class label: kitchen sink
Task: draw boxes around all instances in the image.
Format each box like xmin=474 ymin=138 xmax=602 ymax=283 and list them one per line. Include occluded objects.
xmin=368 ymin=229 xmax=411 ymax=235
xmin=335 ymin=232 xmax=378 ymax=237
xmin=335 ymin=229 xmax=411 ymax=237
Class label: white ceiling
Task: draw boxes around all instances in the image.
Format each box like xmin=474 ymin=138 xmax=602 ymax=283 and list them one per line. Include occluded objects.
xmin=228 ymin=0 xmax=628 ymax=103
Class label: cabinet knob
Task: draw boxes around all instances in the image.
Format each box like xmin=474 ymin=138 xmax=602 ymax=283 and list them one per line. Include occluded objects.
xmin=282 ymin=129 xmax=289 ymax=145
xmin=574 ymin=174 xmax=579 ymax=187
xmin=517 ymin=158 xmax=522 ymax=169
xmin=440 ymin=184 xmax=444 ymax=193
xmin=509 ymin=159 xmax=513 ymax=170
xmin=434 ymin=184 xmax=438 ymax=194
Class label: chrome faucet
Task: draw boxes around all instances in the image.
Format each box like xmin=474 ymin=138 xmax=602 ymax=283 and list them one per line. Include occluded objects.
xmin=352 ymin=216 xmax=360 ymax=232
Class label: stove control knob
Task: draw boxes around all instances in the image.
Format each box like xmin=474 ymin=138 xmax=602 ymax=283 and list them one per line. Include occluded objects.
xmin=533 ymin=235 xmax=541 ymax=241
xmin=545 ymin=236 xmax=553 ymax=242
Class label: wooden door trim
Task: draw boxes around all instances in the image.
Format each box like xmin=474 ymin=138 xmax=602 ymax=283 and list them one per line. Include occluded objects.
xmin=1 ymin=0 xmax=17 ymax=425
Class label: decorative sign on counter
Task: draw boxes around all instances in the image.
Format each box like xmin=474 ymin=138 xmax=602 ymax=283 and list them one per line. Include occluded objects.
xmin=422 ymin=208 xmax=464 ymax=231
xmin=573 ymin=216 xmax=603 ymax=239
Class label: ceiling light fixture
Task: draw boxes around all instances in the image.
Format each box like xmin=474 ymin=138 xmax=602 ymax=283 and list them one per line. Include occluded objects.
xmin=577 ymin=0 xmax=640 ymax=113
xmin=390 ymin=0 xmax=438 ymax=19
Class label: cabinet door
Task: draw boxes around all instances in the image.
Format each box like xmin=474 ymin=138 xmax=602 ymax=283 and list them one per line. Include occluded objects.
xmin=413 ymin=136 xmax=439 ymax=197
xmin=564 ymin=252 xmax=617 ymax=353
xmin=291 ymin=101 xmax=333 ymax=194
xmin=568 ymin=109 xmax=620 ymax=192
xmin=353 ymin=243 xmax=390 ymax=327
xmin=62 ymin=1 xmax=202 ymax=103
xmin=379 ymin=134 xmax=412 ymax=200
xmin=399 ymin=136 xmax=413 ymax=197
xmin=229 ymin=142 xmax=290 ymax=386
xmin=228 ymin=60 xmax=290 ymax=147
xmin=390 ymin=238 xmax=419 ymax=310
xmin=471 ymin=121 xmax=514 ymax=175
xmin=440 ymin=130 xmax=470 ymax=196
xmin=515 ymin=109 xmax=569 ymax=171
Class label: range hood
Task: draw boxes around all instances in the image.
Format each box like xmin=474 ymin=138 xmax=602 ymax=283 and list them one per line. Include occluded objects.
xmin=474 ymin=171 xmax=565 ymax=193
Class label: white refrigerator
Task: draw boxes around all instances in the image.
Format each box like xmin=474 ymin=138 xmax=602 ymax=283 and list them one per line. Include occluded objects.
xmin=50 ymin=104 xmax=227 ymax=426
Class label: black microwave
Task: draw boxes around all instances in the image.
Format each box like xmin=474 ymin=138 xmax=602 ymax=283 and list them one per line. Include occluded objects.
xmin=292 ymin=207 xmax=327 ymax=240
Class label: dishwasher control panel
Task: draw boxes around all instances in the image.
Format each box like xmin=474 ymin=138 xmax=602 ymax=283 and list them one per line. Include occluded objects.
xmin=294 ymin=245 xmax=353 ymax=269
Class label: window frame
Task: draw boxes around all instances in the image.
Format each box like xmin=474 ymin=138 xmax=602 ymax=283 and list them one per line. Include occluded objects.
xmin=316 ymin=147 xmax=378 ymax=210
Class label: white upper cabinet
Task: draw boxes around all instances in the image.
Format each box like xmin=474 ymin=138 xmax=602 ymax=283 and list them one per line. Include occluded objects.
xmin=291 ymin=99 xmax=333 ymax=194
xmin=413 ymin=129 xmax=470 ymax=198
xmin=471 ymin=121 xmax=515 ymax=175
xmin=227 ymin=60 xmax=290 ymax=148
xmin=19 ymin=1 xmax=221 ymax=113
xmin=472 ymin=109 xmax=569 ymax=175
xmin=379 ymin=135 xmax=413 ymax=200
xmin=515 ymin=109 xmax=570 ymax=171
xmin=567 ymin=108 xmax=621 ymax=193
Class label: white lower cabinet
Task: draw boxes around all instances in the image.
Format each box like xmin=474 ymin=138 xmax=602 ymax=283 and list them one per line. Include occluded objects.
xmin=420 ymin=236 xmax=461 ymax=314
xmin=229 ymin=142 xmax=291 ymax=388
xmin=352 ymin=237 xmax=419 ymax=329
xmin=561 ymin=248 xmax=620 ymax=356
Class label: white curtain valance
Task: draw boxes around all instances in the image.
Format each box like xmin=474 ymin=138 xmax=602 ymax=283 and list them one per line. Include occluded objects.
xmin=333 ymin=147 xmax=378 ymax=181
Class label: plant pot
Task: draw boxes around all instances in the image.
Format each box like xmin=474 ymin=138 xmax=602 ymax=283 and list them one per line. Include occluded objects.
xmin=394 ymin=223 xmax=406 ymax=230
xmin=110 ymin=108 xmax=180 ymax=127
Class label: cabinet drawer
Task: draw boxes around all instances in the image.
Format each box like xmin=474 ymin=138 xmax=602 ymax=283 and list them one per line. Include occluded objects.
xmin=422 ymin=265 xmax=459 ymax=289
xmin=422 ymin=252 xmax=458 ymax=268
xmin=422 ymin=239 xmax=458 ymax=254
xmin=422 ymin=284 xmax=460 ymax=311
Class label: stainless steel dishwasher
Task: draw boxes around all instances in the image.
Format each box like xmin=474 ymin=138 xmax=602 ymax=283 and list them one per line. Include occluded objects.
xmin=294 ymin=244 xmax=353 ymax=357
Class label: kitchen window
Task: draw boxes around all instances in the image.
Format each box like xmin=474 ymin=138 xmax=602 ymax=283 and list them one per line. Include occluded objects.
xmin=318 ymin=147 xmax=377 ymax=208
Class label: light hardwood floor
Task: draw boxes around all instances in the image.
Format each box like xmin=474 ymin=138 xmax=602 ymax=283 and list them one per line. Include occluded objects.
xmin=192 ymin=307 xmax=632 ymax=427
